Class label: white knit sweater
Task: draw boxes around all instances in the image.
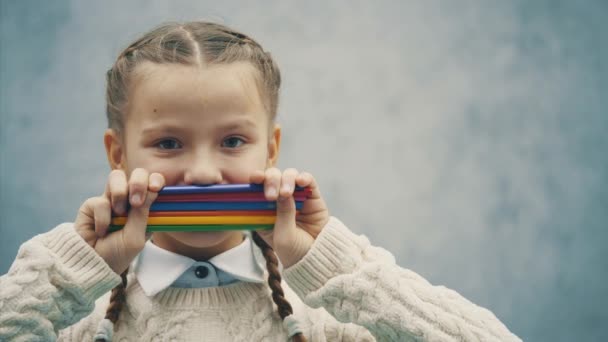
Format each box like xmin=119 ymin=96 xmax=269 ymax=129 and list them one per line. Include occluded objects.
xmin=0 ymin=216 xmax=521 ymax=341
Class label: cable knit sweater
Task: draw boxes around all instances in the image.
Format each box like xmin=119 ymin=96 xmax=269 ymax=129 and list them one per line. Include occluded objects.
xmin=0 ymin=216 xmax=521 ymax=341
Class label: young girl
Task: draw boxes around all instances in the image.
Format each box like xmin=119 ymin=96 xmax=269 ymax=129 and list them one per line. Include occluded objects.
xmin=0 ymin=21 xmax=521 ymax=341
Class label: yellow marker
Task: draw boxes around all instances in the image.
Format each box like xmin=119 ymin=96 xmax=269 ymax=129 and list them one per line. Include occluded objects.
xmin=111 ymin=215 xmax=276 ymax=226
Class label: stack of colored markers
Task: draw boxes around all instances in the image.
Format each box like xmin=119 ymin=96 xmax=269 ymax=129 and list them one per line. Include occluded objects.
xmin=109 ymin=184 xmax=311 ymax=232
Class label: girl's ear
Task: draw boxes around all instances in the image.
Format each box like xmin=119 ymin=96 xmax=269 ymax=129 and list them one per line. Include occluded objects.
xmin=266 ymin=123 xmax=281 ymax=168
xmin=104 ymin=129 xmax=125 ymax=170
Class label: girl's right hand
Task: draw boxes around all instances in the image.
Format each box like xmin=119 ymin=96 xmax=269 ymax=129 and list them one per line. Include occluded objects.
xmin=73 ymin=169 xmax=165 ymax=274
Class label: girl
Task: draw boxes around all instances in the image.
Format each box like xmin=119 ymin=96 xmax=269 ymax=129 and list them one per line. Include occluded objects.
xmin=0 ymin=21 xmax=521 ymax=341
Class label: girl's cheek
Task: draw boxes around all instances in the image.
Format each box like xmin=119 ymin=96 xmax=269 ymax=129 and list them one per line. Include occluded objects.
xmin=157 ymin=169 xmax=184 ymax=186
xmin=140 ymin=162 xmax=183 ymax=186
xmin=219 ymin=162 xmax=259 ymax=184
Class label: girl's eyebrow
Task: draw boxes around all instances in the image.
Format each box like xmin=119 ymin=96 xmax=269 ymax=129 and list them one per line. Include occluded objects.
xmin=140 ymin=125 xmax=186 ymax=136
xmin=218 ymin=118 xmax=258 ymax=131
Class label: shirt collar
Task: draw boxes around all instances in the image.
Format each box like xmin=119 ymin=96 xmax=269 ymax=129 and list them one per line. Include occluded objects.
xmin=132 ymin=233 xmax=266 ymax=297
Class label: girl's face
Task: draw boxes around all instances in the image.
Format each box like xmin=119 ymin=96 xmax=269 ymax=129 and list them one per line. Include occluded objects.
xmin=104 ymin=61 xmax=280 ymax=260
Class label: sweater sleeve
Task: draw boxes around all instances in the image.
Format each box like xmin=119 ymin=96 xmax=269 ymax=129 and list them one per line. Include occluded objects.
xmin=0 ymin=223 xmax=122 ymax=341
xmin=282 ymin=217 xmax=522 ymax=342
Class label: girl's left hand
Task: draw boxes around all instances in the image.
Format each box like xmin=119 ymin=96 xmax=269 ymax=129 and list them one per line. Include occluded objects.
xmin=250 ymin=168 xmax=329 ymax=268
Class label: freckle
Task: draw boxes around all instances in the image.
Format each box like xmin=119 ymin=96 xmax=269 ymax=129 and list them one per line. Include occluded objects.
xmin=153 ymin=108 xmax=157 ymax=112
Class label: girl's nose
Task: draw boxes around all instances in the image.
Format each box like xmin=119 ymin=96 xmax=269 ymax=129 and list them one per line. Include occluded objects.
xmin=182 ymin=154 xmax=223 ymax=186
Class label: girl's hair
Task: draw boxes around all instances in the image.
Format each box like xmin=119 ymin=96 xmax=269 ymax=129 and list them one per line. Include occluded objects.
xmin=97 ymin=21 xmax=306 ymax=342
xmin=106 ymin=21 xmax=281 ymax=135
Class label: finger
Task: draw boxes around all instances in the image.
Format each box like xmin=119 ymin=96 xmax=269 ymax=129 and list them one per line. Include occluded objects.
xmin=121 ymin=190 xmax=158 ymax=255
xmin=249 ymin=169 xmax=265 ymax=184
xmin=145 ymin=173 xmax=164 ymax=241
xmin=294 ymin=172 xmax=327 ymax=237
xmin=295 ymin=172 xmax=322 ymax=199
xmin=276 ymin=190 xmax=296 ymax=216
xmin=90 ymin=197 xmax=112 ymax=238
xmin=148 ymin=172 xmax=165 ymax=192
xmin=279 ymin=168 xmax=299 ymax=198
xmin=106 ymin=169 xmax=128 ymax=216
xmin=264 ymin=167 xmax=281 ymax=200
xmin=128 ymin=168 xmax=149 ymax=208
xmin=274 ymin=190 xmax=297 ymax=244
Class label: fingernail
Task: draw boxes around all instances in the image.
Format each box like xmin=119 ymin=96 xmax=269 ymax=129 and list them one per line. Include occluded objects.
xmin=131 ymin=193 xmax=141 ymax=205
xmin=150 ymin=175 xmax=162 ymax=188
xmin=268 ymin=187 xmax=277 ymax=197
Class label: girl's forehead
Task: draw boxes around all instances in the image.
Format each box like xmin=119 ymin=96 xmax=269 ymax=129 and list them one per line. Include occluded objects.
xmin=127 ymin=62 xmax=267 ymax=125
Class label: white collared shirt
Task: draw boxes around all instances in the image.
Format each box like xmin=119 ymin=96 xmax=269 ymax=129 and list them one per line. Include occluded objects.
xmin=132 ymin=233 xmax=266 ymax=297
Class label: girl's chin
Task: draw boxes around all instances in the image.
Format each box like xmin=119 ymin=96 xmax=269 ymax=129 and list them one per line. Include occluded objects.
xmin=163 ymin=230 xmax=243 ymax=248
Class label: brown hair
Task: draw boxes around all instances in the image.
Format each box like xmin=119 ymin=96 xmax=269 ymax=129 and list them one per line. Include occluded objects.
xmin=99 ymin=21 xmax=306 ymax=342
xmin=106 ymin=21 xmax=281 ymax=135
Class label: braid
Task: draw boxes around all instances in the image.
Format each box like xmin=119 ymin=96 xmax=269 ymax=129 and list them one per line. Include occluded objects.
xmin=251 ymin=232 xmax=307 ymax=342
xmin=94 ymin=267 xmax=129 ymax=342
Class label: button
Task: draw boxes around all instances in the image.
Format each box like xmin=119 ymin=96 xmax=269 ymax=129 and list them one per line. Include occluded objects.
xmin=194 ymin=265 xmax=209 ymax=279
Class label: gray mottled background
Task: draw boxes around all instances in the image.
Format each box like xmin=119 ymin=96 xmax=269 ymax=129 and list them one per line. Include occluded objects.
xmin=1 ymin=1 xmax=607 ymax=341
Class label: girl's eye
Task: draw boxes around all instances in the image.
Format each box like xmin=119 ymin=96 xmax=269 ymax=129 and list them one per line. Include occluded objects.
xmin=156 ymin=139 xmax=182 ymax=150
xmin=222 ymin=136 xmax=245 ymax=148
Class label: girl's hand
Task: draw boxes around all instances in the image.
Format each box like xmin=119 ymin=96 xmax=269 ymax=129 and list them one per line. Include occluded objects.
xmin=73 ymin=169 xmax=165 ymax=274
xmin=250 ymin=168 xmax=330 ymax=268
